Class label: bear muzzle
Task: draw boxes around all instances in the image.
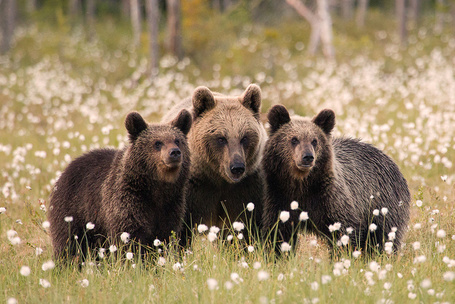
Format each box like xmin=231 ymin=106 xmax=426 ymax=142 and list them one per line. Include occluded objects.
xmin=295 ymin=153 xmax=315 ymax=171
xmin=163 ymin=148 xmax=182 ymax=168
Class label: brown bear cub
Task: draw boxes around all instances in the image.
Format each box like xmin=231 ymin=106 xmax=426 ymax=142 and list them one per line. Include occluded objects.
xmin=48 ymin=110 xmax=192 ymax=261
xmin=162 ymin=85 xmax=266 ymax=244
xmin=262 ymin=105 xmax=410 ymax=254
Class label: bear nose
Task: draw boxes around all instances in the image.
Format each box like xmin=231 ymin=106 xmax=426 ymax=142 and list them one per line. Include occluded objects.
xmin=230 ymin=163 xmax=245 ymax=175
xmin=169 ymin=148 xmax=181 ymax=160
xmin=302 ymin=154 xmax=314 ymax=164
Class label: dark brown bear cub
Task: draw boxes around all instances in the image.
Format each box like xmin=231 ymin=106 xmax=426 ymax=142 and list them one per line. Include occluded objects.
xmin=48 ymin=110 xmax=192 ymax=260
xmin=262 ymin=105 xmax=410 ymax=254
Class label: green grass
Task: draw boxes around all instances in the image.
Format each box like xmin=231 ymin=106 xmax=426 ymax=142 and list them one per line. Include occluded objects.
xmin=1 ymin=11 xmax=455 ymax=303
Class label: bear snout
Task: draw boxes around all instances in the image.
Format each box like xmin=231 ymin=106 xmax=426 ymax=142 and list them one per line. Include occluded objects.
xmin=164 ymin=147 xmax=182 ymax=168
xmin=230 ymin=162 xmax=246 ymax=176
xmin=301 ymin=154 xmax=314 ymax=166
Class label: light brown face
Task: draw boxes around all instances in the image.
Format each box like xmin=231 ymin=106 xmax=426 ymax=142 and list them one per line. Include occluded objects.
xmin=198 ymin=104 xmax=261 ymax=183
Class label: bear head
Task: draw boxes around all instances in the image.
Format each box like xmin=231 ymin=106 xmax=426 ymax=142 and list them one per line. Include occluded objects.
xmin=124 ymin=109 xmax=192 ymax=183
xmin=190 ymin=84 xmax=266 ymax=183
xmin=266 ymin=105 xmax=335 ymax=180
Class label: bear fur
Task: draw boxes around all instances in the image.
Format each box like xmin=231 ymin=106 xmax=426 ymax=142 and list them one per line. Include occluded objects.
xmin=48 ymin=110 xmax=192 ymax=260
xmin=262 ymin=105 xmax=410 ymax=254
xmin=162 ymin=85 xmax=267 ymax=243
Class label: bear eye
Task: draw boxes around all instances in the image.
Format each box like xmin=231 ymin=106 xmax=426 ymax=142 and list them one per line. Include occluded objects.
xmin=154 ymin=141 xmax=163 ymax=150
xmin=291 ymin=137 xmax=299 ymax=146
xmin=240 ymin=136 xmax=248 ymax=145
xmin=217 ymin=137 xmax=227 ymax=146
xmin=311 ymin=139 xmax=318 ymax=146
xmin=175 ymin=139 xmax=180 ymax=146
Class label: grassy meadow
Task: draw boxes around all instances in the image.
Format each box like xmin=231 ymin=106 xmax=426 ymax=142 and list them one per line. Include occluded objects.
xmin=1 ymin=12 xmax=455 ymax=303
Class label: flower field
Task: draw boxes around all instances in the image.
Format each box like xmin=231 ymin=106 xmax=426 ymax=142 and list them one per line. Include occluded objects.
xmin=1 ymin=19 xmax=454 ymax=303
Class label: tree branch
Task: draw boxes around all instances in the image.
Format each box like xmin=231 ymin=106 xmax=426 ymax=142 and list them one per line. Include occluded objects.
xmin=286 ymin=0 xmax=318 ymax=25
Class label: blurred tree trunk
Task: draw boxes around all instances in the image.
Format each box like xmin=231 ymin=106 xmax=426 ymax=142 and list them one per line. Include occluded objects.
xmin=130 ymin=0 xmax=142 ymax=47
xmin=409 ymin=0 xmax=420 ymax=27
xmin=27 ymin=0 xmax=37 ymax=14
xmin=0 ymin=0 xmax=16 ymax=54
xmin=69 ymin=0 xmax=81 ymax=19
xmin=396 ymin=0 xmax=407 ymax=45
xmin=341 ymin=0 xmax=354 ymax=19
xmin=86 ymin=0 xmax=96 ymax=41
xmin=166 ymin=0 xmax=183 ymax=60
xmin=286 ymin=0 xmax=334 ymax=59
xmin=146 ymin=0 xmax=160 ymax=77
xmin=122 ymin=0 xmax=130 ymax=20
xmin=435 ymin=0 xmax=446 ymax=34
xmin=355 ymin=0 xmax=368 ymax=28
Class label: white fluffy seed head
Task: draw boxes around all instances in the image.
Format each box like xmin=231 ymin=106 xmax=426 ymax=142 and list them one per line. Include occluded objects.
xmin=280 ymin=211 xmax=290 ymax=223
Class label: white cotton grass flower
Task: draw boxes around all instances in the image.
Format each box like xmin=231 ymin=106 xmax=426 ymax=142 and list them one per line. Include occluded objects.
xmin=257 ymin=270 xmax=270 ymax=281
xmin=369 ymin=223 xmax=377 ymax=232
xmin=247 ymin=245 xmax=254 ymax=253
xmin=64 ymin=216 xmax=73 ymax=222
xmin=6 ymin=298 xmax=17 ymax=304
xmin=415 ymin=200 xmax=423 ymax=207
xmin=41 ymin=260 xmax=55 ymax=271
xmin=420 ymin=279 xmax=431 ymax=289
xmin=311 ymin=281 xmax=319 ymax=291
xmin=373 ymin=209 xmax=380 ymax=216
xmin=443 ymin=271 xmax=455 ymax=281
xmin=35 ymin=247 xmax=43 ymax=256
xmin=39 ymin=278 xmax=51 ymax=288
xmin=277 ymin=273 xmax=284 ymax=281
xmin=80 ymin=279 xmax=89 ymax=288
xmin=369 ymin=261 xmax=380 ymax=272
xmin=441 ymin=175 xmax=448 ymax=182
xmin=232 ymin=221 xmax=244 ymax=231
xmin=98 ymin=248 xmax=105 ymax=259
xmin=197 ymin=224 xmax=208 ymax=233
xmin=279 ymin=211 xmax=290 ymax=223
xmin=412 ymin=241 xmax=421 ymax=250
xmin=207 ymin=278 xmax=218 ymax=291
xmin=207 ymin=232 xmax=217 ymax=242
xmin=224 ymin=281 xmax=234 ymax=290
xmin=153 ymin=239 xmax=161 ymax=247
xmin=384 ymin=242 xmax=394 ymax=254
xmin=230 ymin=272 xmax=243 ymax=284
xmin=352 ymin=251 xmax=361 ymax=258
xmin=126 ymin=252 xmax=133 ymax=260
xmin=237 ymin=233 xmax=244 ymax=240
xmin=413 ymin=255 xmax=426 ymax=264
xmin=109 ymin=245 xmax=117 ymax=253
xmin=281 ymin=242 xmax=291 ymax=252
xmin=299 ymin=211 xmax=309 ymax=221
xmin=253 ymin=261 xmax=261 ymax=269
xmin=42 ymin=221 xmax=50 ymax=229
xmin=346 ymin=227 xmax=354 ymax=234
xmin=246 ymin=202 xmax=255 ymax=212
xmin=340 ymin=235 xmax=350 ymax=246
xmin=157 ymin=257 xmax=166 ymax=266
xmin=321 ymin=275 xmax=332 ymax=284
xmin=383 ymin=282 xmax=392 ymax=290
xmin=408 ymin=292 xmax=417 ymax=299
xmin=226 ymin=234 xmax=233 ymax=241
xmin=172 ymin=262 xmax=182 ymax=271
xmin=120 ymin=232 xmax=130 ymax=243
xmin=388 ymin=231 xmax=396 ymax=241
xmin=381 ymin=207 xmax=388 ymax=215
xmin=0 ymin=207 xmax=6 ymax=214
xmin=414 ymin=223 xmax=422 ymax=230
xmin=86 ymin=222 xmax=95 ymax=230
xmin=209 ymin=226 xmax=220 ymax=234
xmin=290 ymin=201 xmax=299 ymax=210
xmin=7 ymin=230 xmax=21 ymax=245
xmin=20 ymin=266 xmax=31 ymax=276
xmin=436 ymin=229 xmax=446 ymax=238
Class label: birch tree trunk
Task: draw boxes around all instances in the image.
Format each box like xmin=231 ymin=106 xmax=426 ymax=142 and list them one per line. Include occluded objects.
xmin=69 ymin=0 xmax=81 ymax=19
xmin=341 ymin=0 xmax=354 ymax=19
xmin=0 ymin=0 xmax=16 ymax=54
xmin=286 ymin=0 xmax=334 ymax=59
xmin=355 ymin=0 xmax=369 ymax=28
xmin=27 ymin=0 xmax=37 ymax=14
xmin=435 ymin=0 xmax=446 ymax=34
xmin=130 ymin=0 xmax=142 ymax=47
xmin=396 ymin=0 xmax=407 ymax=45
xmin=122 ymin=0 xmax=130 ymax=20
xmin=409 ymin=0 xmax=420 ymax=27
xmin=86 ymin=0 xmax=96 ymax=41
xmin=146 ymin=0 xmax=160 ymax=77
xmin=166 ymin=0 xmax=183 ymax=60
xmin=318 ymin=0 xmax=335 ymax=59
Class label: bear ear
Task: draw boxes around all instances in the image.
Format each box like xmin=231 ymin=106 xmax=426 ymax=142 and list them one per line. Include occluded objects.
xmin=125 ymin=112 xmax=148 ymax=141
xmin=192 ymin=86 xmax=216 ymax=118
xmin=268 ymin=105 xmax=291 ymax=134
xmin=170 ymin=109 xmax=192 ymax=136
xmin=312 ymin=109 xmax=335 ymax=135
xmin=240 ymin=84 xmax=262 ymax=115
